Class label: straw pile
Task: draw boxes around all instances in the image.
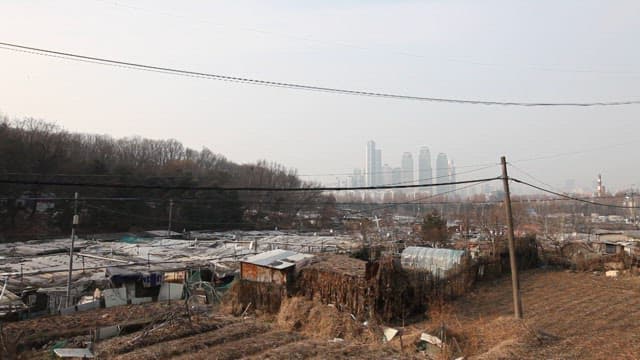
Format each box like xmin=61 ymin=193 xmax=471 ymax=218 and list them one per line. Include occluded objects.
xmin=276 ymin=297 xmax=376 ymax=341
xmin=226 ymin=279 xmax=286 ymax=315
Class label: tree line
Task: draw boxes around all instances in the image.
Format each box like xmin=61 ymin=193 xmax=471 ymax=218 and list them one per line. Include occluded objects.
xmin=0 ymin=116 xmax=334 ymax=241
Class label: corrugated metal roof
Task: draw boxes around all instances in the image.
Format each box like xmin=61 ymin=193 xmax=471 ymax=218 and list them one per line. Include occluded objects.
xmin=241 ymin=249 xmax=314 ymax=270
xmin=401 ymin=247 xmax=466 ymax=277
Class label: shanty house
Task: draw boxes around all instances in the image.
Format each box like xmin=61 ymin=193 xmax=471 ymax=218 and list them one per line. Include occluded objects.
xmin=0 ymin=289 xmax=28 ymax=320
xmin=240 ymin=249 xmax=313 ymax=285
xmin=105 ymin=267 xmax=165 ymax=303
xmin=592 ymin=241 xmax=624 ymax=255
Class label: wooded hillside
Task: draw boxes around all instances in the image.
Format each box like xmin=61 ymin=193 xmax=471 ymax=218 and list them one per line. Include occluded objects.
xmin=0 ymin=116 xmax=334 ymax=240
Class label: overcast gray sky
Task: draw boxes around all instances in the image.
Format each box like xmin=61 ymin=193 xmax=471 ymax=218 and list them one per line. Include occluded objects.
xmin=1 ymin=0 xmax=639 ymax=193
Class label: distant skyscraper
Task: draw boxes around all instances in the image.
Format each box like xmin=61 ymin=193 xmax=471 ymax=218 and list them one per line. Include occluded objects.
xmin=351 ymin=168 xmax=364 ymax=188
xmin=392 ymin=167 xmax=402 ymax=185
xmin=448 ymin=159 xmax=456 ymax=192
xmin=436 ymin=153 xmax=449 ymax=195
xmin=366 ymin=141 xmax=376 ymax=187
xmin=382 ymin=164 xmax=393 ymax=185
xmin=375 ymin=149 xmax=382 ymax=186
xmin=365 ymin=141 xmax=382 ymax=186
xmin=417 ymin=146 xmax=432 ymax=188
xmin=401 ymin=152 xmax=414 ymax=185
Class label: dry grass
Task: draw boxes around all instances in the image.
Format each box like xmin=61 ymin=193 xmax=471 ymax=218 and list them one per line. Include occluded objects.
xmin=10 ymin=268 xmax=640 ymax=359
xmin=11 ymin=295 xmax=411 ymax=359
xmin=276 ymin=297 xmax=379 ymax=342
xmin=108 ymin=320 xmax=272 ymax=360
xmin=4 ymin=301 xmax=186 ymax=352
xmin=408 ymin=269 xmax=640 ymax=359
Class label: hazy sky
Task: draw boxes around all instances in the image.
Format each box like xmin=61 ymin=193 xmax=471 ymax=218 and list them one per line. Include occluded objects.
xmin=1 ymin=1 xmax=639 ymax=193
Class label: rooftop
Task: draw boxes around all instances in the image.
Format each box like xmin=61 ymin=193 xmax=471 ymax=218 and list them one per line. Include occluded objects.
xmin=241 ymin=249 xmax=314 ymax=270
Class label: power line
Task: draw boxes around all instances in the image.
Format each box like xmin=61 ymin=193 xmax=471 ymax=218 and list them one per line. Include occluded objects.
xmin=345 ymin=180 xmax=492 ymax=216
xmin=300 ymin=163 xmax=497 ymax=177
xmin=5 ymin=191 xmax=632 ymax=207
xmin=2 ymin=172 xmax=207 ymax=179
xmin=507 ymin=163 xmax=566 ymax=194
xmin=511 ymin=178 xmax=640 ymax=209
xmin=309 ymin=164 xmax=498 ymax=183
xmin=3 ymin=192 xmax=611 ymax=207
xmin=2 ymin=163 xmax=495 ymax=184
xmin=0 ymin=193 xmax=328 ymax=203
xmin=373 ymin=164 xmax=497 ymax=187
xmin=83 ymin=203 xmax=247 ymax=227
xmin=1 ymin=41 xmax=639 ymax=107
xmin=0 ymin=176 xmax=501 ymax=192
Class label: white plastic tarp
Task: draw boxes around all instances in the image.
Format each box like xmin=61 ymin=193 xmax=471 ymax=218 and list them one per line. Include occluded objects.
xmin=103 ymin=287 xmax=127 ymax=308
xmin=131 ymin=297 xmax=152 ymax=305
xmin=53 ymin=348 xmax=95 ymax=358
xmin=401 ymin=247 xmax=465 ymax=278
xmin=420 ymin=332 xmax=443 ymax=347
xmin=158 ymin=283 xmax=183 ymax=301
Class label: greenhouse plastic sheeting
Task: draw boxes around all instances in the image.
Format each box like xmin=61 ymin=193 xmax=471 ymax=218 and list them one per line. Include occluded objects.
xmin=400 ymin=247 xmax=465 ymax=278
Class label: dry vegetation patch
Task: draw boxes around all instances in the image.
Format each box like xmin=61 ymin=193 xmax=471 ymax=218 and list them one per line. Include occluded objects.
xmin=409 ymin=269 xmax=640 ymax=359
xmin=276 ymin=297 xmax=378 ymax=342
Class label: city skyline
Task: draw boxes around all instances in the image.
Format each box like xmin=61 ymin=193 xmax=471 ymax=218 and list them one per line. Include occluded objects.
xmin=1 ymin=1 xmax=639 ymax=192
xmin=2 ymin=3 xmax=640 ymax=357
xmin=344 ymin=140 xmax=619 ymax=197
xmin=352 ymin=140 xmax=457 ymax=191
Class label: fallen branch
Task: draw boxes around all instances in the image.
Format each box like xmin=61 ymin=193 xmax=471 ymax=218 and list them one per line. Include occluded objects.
xmin=241 ymin=302 xmax=252 ymax=318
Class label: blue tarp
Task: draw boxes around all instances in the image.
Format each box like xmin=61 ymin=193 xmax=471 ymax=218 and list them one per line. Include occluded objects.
xmin=106 ymin=267 xmax=163 ymax=287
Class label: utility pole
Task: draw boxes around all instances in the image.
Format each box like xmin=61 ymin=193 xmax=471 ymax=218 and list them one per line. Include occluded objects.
xmin=65 ymin=192 xmax=79 ymax=307
xmin=631 ymin=188 xmax=636 ymax=226
xmin=500 ymin=156 xmax=523 ymax=319
xmin=167 ymin=199 xmax=174 ymax=237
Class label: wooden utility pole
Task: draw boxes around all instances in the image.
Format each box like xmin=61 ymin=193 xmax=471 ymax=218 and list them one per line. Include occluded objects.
xmin=167 ymin=199 xmax=174 ymax=237
xmin=65 ymin=192 xmax=79 ymax=307
xmin=500 ymin=156 xmax=523 ymax=319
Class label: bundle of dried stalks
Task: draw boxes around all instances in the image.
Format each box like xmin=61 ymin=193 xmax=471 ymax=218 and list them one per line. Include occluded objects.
xmin=225 ymin=280 xmax=286 ymax=315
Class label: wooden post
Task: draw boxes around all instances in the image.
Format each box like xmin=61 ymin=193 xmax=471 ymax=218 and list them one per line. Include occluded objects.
xmin=167 ymin=199 xmax=174 ymax=237
xmin=66 ymin=192 xmax=79 ymax=307
xmin=500 ymin=156 xmax=523 ymax=319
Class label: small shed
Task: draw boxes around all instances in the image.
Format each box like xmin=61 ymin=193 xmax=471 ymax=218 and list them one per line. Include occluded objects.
xmin=0 ymin=289 xmax=28 ymax=319
xmin=37 ymin=287 xmax=82 ymax=314
xmin=240 ymin=250 xmax=313 ymax=285
xmin=401 ymin=247 xmax=467 ymax=278
xmin=592 ymin=241 xmax=624 ymax=255
xmin=106 ymin=267 xmax=164 ymax=301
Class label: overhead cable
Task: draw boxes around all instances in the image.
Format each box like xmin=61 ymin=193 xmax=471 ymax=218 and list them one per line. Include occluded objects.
xmin=1 ymin=41 xmax=639 ymax=107
xmin=345 ymin=180 xmax=493 ymax=216
xmin=2 ymin=163 xmax=496 ymax=185
xmin=0 ymin=176 xmax=501 ymax=192
xmin=511 ymin=178 xmax=640 ymax=209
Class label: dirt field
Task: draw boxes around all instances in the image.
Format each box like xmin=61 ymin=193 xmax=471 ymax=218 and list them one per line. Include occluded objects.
xmin=4 ymin=269 xmax=640 ymax=359
xmin=5 ymin=299 xmax=414 ymax=359
xmin=399 ymin=269 xmax=640 ymax=359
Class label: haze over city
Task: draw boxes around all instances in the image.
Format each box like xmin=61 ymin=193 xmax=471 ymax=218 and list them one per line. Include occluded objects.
xmin=1 ymin=1 xmax=640 ymax=192
xmin=5 ymin=2 xmax=640 ymax=359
